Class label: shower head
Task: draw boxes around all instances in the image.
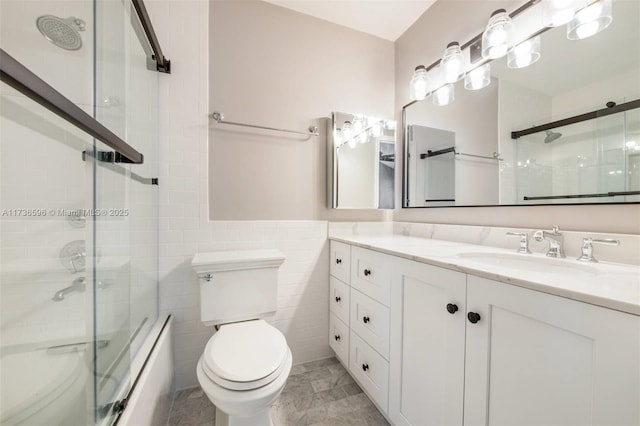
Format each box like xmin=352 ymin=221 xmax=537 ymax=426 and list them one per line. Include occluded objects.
xmin=36 ymin=15 xmax=85 ymax=51
xmin=544 ymin=130 xmax=562 ymax=143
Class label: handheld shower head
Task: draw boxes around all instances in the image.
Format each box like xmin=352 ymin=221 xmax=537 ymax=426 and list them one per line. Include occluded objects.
xmin=544 ymin=130 xmax=562 ymax=143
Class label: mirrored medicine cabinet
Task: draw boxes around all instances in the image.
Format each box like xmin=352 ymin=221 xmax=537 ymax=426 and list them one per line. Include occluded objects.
xmin=328 ymin=112 xmax=396 ymax=209
xmin=403 ymin=0 xmax=640 ymax=208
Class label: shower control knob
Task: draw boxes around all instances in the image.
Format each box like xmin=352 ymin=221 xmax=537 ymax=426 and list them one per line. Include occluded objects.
xmin=446 ymin=303 xmax=459 ymax=314
xmin=467 ymin=312 xmax=481 ymax=324
xmin=363 ymin=269 xmax=371 ymax=276
xmin=362 ymin=363 xmax=369 ymax=372
xmin=363 ymin=316 xmax=370 ymax=324
xmin=336 ymin=258 xmax=342 ymax=264
xmin=334 ymin=335 xmax=340 ymax=341
xmin=335 ymin=296 xmax=341 ymax=303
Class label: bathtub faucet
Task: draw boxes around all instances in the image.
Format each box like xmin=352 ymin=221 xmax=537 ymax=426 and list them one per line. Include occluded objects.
xmin=52 ymin=277 xmax=86 ymax=301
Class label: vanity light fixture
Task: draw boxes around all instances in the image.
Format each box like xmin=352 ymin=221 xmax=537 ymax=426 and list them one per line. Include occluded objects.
xmin=464 ymin=62 xmax=491 ymax=90
xmin=410 ymin=65 xmax=430 ymax=100
xmin=342 ymin=121 xmax=352 ymax=140
xmin=567 ymin=0 xmax=612 ymax=40
xmin=482 ymin=9 xmax=513 ymax=59
xmin=352 ymin=116 xmax=364 ymax=134
xmin=508 ymin=36 xmax=541 ymax=68
xmin=371 ymin=121 xmax=382 ymax=137
xmin=433 ymin=83 xmax=455 ymax=106
xmin=334 ymin=128 xmax=344 ymax=147
xmin=441 ymin=42 xmax=464 ymax=83
xmin=544 ymin=0 xmax=579 ymax=27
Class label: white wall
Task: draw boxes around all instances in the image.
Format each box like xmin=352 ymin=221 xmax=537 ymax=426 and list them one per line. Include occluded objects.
xmin=208 ymin=0 xmax=395 ymax=221
xmin=394 ymin=0 xmax=640 ymax=234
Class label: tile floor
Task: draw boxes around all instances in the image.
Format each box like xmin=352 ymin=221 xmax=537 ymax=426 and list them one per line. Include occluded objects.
xmin=167 ymin=357 xmax=389 ymax=426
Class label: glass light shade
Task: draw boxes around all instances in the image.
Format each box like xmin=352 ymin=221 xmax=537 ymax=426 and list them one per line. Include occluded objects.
xmin=441 ymin=42 xmax=464 ymax=83
xmin=543 ymin=0 xmax=579 ymax=27
xmin=567 ymin=0 xmax=612 ymax=40
xmin=348 ymin=137 xmax=357 ymax=149
xmin=508 ymin=36 xmax=541 ymax=68
xmin=371 ymin=122 xmax=382 ymax=137
xmin=342 ymin=121 xmax=352 ymax=140
xmin=334 ymin=129 xmax=343 ymax=146
xmin=464 ymin=63 xmax=491 ymax=90
xmin=410 ymin=65 xmax=430 ymax=100
xmin=353 ymin=117 xmax=364 ymax=134
xmin=359 ymin=132 xmax=368 ymax=143
xmin=385 ymin=120 xmax=396 ymax=130
xmin=482 ymin=9 xmax=513 ymax=59
xmin=432 ymin=84 xmax=455 ymax=106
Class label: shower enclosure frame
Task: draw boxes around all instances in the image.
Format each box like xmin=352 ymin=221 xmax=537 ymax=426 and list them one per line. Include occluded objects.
xmin=0 ymin=0 xmax=169 ymax=424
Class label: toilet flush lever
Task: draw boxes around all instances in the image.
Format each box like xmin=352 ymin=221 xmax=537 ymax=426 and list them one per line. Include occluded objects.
xmin=199 ymin=273 xmax=213 ymax=282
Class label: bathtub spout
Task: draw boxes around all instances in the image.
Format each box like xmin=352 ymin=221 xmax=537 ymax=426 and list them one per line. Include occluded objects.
xmin=52 ymin=277 xmax=86 ymax=301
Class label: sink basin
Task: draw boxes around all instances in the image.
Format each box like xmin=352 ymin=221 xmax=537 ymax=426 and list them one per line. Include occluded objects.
xmin=456 ymin=252 xmax=601 ymax=276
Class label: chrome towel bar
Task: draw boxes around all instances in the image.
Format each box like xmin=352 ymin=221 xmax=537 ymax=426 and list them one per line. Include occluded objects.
xmin=210 ymin=111 xmax=319 ymax=137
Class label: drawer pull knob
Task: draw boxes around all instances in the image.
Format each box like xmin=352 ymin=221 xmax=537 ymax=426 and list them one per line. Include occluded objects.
xmin=336 ymin=258 xmax=342 ymax=264
xmin=334 ymin=335 xmax=340 ymax=341
xmin=335 ymin=296 xmax=341 ymax=303
xmin=363 ymin=269 xmax=371 ymax=276
xmin=467 ymin=312 xmax=481 ymax=324
xmin=363 ymin=316 xmax=370 ymax=324
xmin=362 ymin=363 xmax=369 ymax=372
xmin=446 ymin=303 xmax=459 ymax=314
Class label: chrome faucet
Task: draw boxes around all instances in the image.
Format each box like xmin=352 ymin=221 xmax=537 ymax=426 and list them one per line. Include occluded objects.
xmin=52 ymin=277 xmax=86 ymax=301
xmin=506 ymin=231 xmax=531 ymax=254
xmin=534 ymin=225 xmax=565 ymax=258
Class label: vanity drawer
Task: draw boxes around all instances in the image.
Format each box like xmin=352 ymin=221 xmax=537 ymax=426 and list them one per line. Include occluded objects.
xmin=329 ymin=313 xmax=349 ymax=366
xmin=350 ymin=288 xmax=390 ymax=359
xmin=350 ymin=331 xmax=389 ymax=414
xmin=351 ymin=246 xmax=392 ymax=306
xmin=330 ymin=276 xmax=350 ymax=324
xmin=330 ymin=241 xmax=351 ymax=283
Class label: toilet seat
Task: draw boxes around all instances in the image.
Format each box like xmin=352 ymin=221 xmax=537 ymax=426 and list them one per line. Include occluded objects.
xmin=201 ymin=320 xmax=288 ymax=391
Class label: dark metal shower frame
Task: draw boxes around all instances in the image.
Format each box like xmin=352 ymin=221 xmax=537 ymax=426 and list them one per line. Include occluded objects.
xmin=0 ymin=0 xmax=170 ymax=171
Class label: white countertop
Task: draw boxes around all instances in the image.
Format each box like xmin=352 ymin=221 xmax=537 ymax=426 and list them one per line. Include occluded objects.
xmin=330 ymin=235 xmax=640 ymax=316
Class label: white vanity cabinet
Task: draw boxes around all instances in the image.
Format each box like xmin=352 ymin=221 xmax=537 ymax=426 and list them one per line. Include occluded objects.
xmin=330 ymin=239 xmax=640 ymax=426
xmin=329 ymin=241 xmax=351 ymax=366
xmin=464 ymin=275 xmax=640 ymax=426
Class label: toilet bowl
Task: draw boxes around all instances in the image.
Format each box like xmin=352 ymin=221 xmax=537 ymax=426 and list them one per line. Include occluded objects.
xmin=196 ymin=320 xmax=292 ymax=426
xmin=192 ymin=250 xmax=290 ymax=426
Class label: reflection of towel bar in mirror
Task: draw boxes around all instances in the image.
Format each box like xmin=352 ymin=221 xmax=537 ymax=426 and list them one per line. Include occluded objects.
xmin=420 ymin=146 xmax=502 ymax=161
xmin=210 ymin=111 xmax=319 ymax=137
xmin=524 ymin=191 xmax=640 ymax=201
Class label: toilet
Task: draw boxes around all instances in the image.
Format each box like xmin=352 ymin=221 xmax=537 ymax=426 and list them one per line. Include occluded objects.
xmin=191 ymin=249 xmax=291 ymax=426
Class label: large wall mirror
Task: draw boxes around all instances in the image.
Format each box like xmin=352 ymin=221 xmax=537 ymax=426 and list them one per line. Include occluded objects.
xmin=328 ymin=112 xmax=396 ymax=209
xmin=403 ymin=0 xmax=640 ymax=207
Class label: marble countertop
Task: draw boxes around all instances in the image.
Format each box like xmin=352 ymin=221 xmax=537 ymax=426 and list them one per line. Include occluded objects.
xmin=330 ymin=235 xmax=640 ymax=316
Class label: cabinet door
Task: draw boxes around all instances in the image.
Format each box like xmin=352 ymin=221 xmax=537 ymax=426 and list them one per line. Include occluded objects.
xmin=464 ymin=275 xmax=640 ymax=426
xmin=389 ymin=258 xmax=467 ymax=426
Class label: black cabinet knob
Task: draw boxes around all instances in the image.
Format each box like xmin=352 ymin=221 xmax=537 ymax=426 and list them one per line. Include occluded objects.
xmin=335 ymin=296 xmax=341 ymax=303
xmin=363 ymin=316 xmax=370 ymax=324
xmin=446 ymin=303 xmax=459 ymax=314
xmin=363 ymin=269 xmax=371 ymax=276
xmin=334 ymin=335 xmax=340 ymax=341
xmin=362 ymin=363 xmax=369 ymax=372
xmin=467 ymin=312 xmax=481 ymax=324
xmin=336 ymin=258 xmax=342 ymax=264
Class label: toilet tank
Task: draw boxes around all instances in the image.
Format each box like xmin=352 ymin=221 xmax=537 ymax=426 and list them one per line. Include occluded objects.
xmin=191 ymin=249 xmax=285 ymax=326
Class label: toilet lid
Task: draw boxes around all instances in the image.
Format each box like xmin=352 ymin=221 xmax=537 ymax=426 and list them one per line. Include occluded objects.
xmin=202 ymin=320 xmax=288 ymax=386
